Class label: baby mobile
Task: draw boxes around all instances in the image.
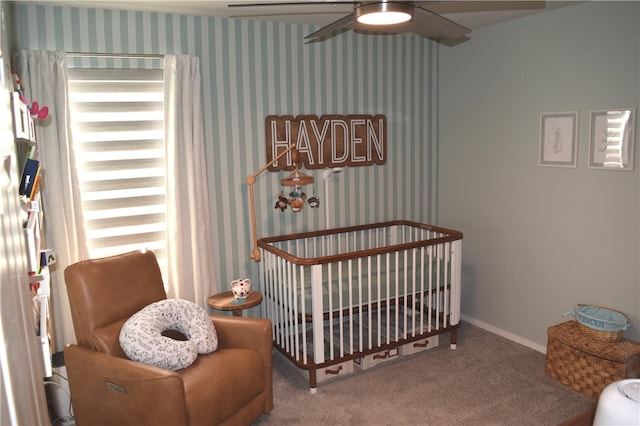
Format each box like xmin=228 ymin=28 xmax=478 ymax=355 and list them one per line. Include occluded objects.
xmin=274 ymin=149 xmax=319 ymax=213
xmin=12 ymin=72 xmax=50 ymax=120
xmin=275 ymin=185 xmax=320 ymax=212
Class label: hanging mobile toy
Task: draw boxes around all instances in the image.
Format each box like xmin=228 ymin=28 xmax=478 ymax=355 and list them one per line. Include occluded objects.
xmin=288 ymin=185 xmax=306 ymax=213
xmin=274 ymin=191 xmax=288 ymax=212
xmin=289 ymin=185 xmax=306 ymax=201
xmin=308 ymin=188 xmax=320 ymax=208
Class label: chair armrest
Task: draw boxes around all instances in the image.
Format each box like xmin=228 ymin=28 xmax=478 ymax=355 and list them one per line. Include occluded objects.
xmin=210 ymin=314 xmax=274 ymax=412
xmin=210 ymin=314 xmax=270 ymax=349
xmin=64 ymin=344 xmax=189 ymax=425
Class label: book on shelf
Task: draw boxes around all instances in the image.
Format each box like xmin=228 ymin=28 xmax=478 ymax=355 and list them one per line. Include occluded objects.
xmin=29 ymin=174 xmax=41 ymax=200
xmin=24 ymin=143 xmax=36 ymax=161
xmin=19 ymin=158 xmax=40 ymax=197
xmin=24 ymin=208 xmax=41 ymax=273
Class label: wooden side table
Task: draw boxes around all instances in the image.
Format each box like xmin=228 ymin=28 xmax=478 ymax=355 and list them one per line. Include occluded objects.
xmin=207 ymin=291 xmax=262 ymax=317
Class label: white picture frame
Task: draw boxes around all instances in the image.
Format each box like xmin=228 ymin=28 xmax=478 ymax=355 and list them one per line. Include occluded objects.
xmin=588 ymin=108 xmax=636 ymax=171
xmin=539 ymin=111 xmax=578 ymax=168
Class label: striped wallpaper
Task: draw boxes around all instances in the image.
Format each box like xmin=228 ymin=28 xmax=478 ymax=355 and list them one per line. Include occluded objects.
xmin=9 ymin=3 xmax=439 ymax=294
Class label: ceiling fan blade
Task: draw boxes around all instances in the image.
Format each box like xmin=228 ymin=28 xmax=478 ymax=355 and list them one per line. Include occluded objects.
xmin=412 ymin=5 xmax=470 ymax=39
xmin=228 ymin=1 xmax=357 ymax=8
xmin=229 ymin=1 xmax=472 ymax=42
xmin=418 ymin=1 xmax=545 ymax=15
xmin=305 ymin=12 xmax=355 ymax=41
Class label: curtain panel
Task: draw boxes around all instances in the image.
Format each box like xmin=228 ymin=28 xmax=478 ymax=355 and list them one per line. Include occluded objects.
xmin=14 ymin=50 xmax=88 ymax=350
xmin=164 ymin=54 xmax=218 ymax=305
xmin=14 ymin=51 xmax=218 ymax=351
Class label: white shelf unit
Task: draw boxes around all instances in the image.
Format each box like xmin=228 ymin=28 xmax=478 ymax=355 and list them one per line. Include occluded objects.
xmin=11 ymin=90 xmax=54 ymax=378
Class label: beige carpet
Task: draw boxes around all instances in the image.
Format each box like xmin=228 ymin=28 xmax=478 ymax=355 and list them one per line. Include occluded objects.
xmin=254 ymin=322 xmax=593 ymax=425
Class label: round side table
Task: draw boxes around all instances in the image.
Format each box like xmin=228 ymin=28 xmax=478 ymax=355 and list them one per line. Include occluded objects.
xmin=207 ymin=291 xmax=262 ymax=317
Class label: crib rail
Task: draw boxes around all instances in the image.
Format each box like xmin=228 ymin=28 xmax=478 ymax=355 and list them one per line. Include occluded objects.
xmin=258 ymin=220 xmax=462 ymax=391
xmin=258 ymin=220 xmax=462 ymax=265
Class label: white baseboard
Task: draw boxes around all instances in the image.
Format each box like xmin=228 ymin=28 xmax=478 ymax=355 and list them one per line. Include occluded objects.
xmin=461 ymin=314 xmax=547 ymax=354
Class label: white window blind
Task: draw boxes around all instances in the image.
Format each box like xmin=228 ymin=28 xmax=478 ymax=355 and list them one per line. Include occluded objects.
xmin=68 ymin=68 xmax=167 ymax=269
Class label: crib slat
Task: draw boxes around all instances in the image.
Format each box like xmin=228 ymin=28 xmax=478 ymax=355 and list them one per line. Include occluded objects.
xmin=338 ymin=260 xmax=344 ymax=357
xmin=263 ymin=251 xmax=274 ymax=342
xmin=357 ymin=257 xmax=363 ymax=352
xmin=412 ymin=246 xmax=418 ymax=335
xmin=290 ymin=259 xmax=298 ymax=354
xmin=300 ymin=262 xmax=307 ymax=363
xmin=402 ymin=249 xmax=408 ymax=339
xmin=376 ymin=254 xmax=382 ymax=347
xmin=444 ymin=242 xmax=450 ymax=328
xmin=451 ymin=239 xmax=462 ymax=325
xmin=327 ymin=263 xmax=334 ymax=360
xmin=385 ymin=252 xmax=391 ymax=344
xmin=284 ymin=258 xmax=291 ymax=354
xmin=348 ymin=259 xmax=354 ymax=354
xmin=275 ymin=254 xmax=284 ymax=345
xmin=395 ymin=250 xmax=400 ymax=341
xmin=367 ymin=255 xmax=372 ymax=350
xmin=419 ymin=246 xmax=425 ymax=334
xmin=293 ymin=263 xmax=301 ymax=361
xmin=428 ymin=245 xmax=433 ymax=332
xmin=436 ymin=244 xmax=442 ymax=329
xmin=311 ymin=264 xmax=324 ymax=364
xmin=273 ymin=254 xmax=281 ymax=348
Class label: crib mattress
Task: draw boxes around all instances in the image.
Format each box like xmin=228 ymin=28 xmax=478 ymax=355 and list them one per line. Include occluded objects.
xmin=265 ymin=252 xmax=450 ymax=314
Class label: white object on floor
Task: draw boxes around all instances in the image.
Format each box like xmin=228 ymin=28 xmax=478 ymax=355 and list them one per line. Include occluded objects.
xmin=593 ymin=379 xmax=640 ymax=425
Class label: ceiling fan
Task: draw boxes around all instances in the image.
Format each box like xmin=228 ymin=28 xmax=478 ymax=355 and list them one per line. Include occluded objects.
xmin=228 ymin=1 xmax=472 ymax=42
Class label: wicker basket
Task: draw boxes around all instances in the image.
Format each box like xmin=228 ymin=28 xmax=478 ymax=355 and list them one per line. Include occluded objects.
xmin=564 ymin=304 xmax=630 ymax=342
xmin=576 ymin=322 xmax=625 ymax=343
xmin=545 ymin=321 xmax=640 ymax=398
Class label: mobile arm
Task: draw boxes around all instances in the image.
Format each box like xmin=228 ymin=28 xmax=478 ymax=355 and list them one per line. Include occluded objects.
xmin=246 ymin=144 xmax=297 ymax=262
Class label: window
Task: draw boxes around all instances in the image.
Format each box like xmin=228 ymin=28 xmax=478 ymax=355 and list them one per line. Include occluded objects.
xmin=68 ymin=67 xmax=167 ymax=272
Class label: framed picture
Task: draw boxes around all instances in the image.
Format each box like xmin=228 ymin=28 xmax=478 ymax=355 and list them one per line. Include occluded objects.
xmin=539 ymin=111 xmax=578 ymax=168
xmin=588 ymin=108 xmax=636 ymax=170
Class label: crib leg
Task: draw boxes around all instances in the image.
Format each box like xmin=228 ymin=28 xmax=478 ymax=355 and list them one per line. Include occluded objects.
xmin=309 ymin=369 xmax=317 ymax=394
xmin=450 ymin=329 xmax=458 ymax=349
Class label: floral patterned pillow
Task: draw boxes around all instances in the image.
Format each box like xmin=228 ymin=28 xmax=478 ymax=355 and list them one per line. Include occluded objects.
xmin=119 ymin=299 xmax=218 ymax=370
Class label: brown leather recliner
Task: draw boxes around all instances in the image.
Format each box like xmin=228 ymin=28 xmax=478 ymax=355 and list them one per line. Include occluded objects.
xmin=63 ymin=250 xmax=273 ymax=425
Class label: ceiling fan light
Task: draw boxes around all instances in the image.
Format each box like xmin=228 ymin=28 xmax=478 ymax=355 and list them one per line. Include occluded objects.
xmin=356 ymin=2 xmax=413 ymax=26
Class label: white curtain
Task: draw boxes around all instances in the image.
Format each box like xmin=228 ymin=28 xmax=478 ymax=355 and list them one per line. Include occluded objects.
xmin=13 ymin=52 xmax=218 ymax=350
xmin=14 ymin=50 xmax=88 ymax=351
xmin=164 ymin=54 xmax=218 ymax=306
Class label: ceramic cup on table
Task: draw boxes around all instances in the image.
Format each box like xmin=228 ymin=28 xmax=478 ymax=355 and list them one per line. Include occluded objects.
xmin=231 ymin=278 xmax=251 ymax=303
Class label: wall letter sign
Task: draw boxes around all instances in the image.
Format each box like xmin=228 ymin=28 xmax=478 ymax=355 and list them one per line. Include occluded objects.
xmin=265 ymin=114 xmax=387 ymax=171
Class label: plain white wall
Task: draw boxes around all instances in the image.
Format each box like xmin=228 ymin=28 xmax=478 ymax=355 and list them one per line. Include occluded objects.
xmin=438 ymin=1 xmax=640 ymax=349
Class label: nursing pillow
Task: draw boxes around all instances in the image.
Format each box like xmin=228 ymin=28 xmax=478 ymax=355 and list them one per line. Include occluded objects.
xmin=119 ymin=299 xmax=218 ymax=370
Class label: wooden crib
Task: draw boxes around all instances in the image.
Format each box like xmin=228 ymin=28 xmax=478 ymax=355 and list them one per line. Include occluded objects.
xmin=258 ymin=220 xmax=463 ymax=392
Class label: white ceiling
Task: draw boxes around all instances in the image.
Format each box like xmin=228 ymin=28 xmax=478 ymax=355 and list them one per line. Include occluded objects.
xmin=35 ymin=1 xmax=578 ymax=31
